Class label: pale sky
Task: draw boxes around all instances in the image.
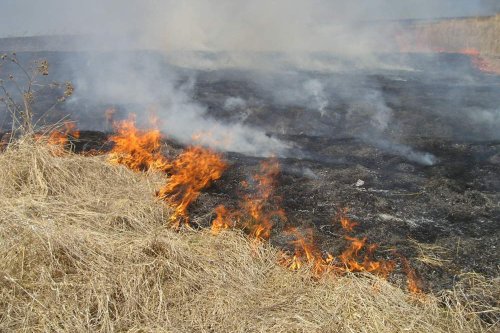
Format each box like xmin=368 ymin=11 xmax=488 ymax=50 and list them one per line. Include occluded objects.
xmin=0 ymin=0 xmax=498 ymax=37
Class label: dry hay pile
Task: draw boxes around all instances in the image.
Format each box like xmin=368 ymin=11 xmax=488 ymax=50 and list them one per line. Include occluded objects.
xmin=0 ymin=140 xmax=494 ymax=332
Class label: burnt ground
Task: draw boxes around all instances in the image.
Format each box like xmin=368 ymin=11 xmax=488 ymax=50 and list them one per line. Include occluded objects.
xmin=0 ymin=49 xmax=499 ymax=302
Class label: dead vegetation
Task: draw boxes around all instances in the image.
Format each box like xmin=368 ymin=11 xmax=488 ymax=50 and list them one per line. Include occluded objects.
xmin=409 ymin=14 xmax=500 ymax=55
xmin=0 ymin=139 xmax=497 ymax=332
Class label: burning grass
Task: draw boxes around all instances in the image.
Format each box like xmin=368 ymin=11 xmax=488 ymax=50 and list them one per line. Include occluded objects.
xmin=0 ymin=139 xmax=496 ymax=332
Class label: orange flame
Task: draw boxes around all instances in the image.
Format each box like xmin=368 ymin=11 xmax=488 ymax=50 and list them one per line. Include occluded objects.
xmin=458 ymin=48 xmax=500 ymax=75
xmin=108 ymin=116 xmax=169 ymax=172
xmin=35 ymin=122 xmax=80 ymax=154
xmin=157 ymin=146 xmax=227 ymax=228
xmin=401 ymin=256 xmax=422 ymax=294
xmin=282 ymin=212 xmax=394 ymax=278
xmin=211 ymin=205 xmax=234 ymax=235
xmin=210 ymin=158 xmax=286 ymax=240
xmin=339 ymin=208 xmax=358 ymax=233
xmin=243 ymin=158 xmax=286 ymax=240
xmin=286 ymin=228 xmax=333 ymax=276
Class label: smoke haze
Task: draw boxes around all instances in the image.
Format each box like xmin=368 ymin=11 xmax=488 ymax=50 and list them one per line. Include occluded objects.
xmin=1 ymin=1 xmax=499 ymax=162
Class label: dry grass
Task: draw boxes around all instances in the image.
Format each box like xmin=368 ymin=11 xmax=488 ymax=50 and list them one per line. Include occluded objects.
xmin=401 ymin=14 xmax=500 ymax=57
xmin=409 ymin=238 xmax=451 ymax=268
xmin=0 ymin=140 xmax=496 ymax=332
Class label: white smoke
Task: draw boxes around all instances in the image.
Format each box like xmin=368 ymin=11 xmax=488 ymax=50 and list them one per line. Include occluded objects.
xmin=303 ymin=80 xmax=329 ymax=116
xmin=1 ymin=0 xmax=496 ymax=161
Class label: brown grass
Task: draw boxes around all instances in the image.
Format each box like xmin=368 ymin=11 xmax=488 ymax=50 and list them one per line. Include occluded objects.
xmin=0 ymin=139 xmax=496 ymax=332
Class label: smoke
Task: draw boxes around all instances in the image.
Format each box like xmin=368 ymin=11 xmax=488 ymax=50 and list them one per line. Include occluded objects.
xmin=1 ymin=0 xmax=499 ymax=162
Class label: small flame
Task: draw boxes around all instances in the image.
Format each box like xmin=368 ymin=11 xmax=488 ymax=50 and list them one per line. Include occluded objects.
xmin=35 ymin=122 xmax=80 ymax=154
xmin=339 ymin=208 xmax=358 ymax=233
xmin=48 ymin=122 xmax=80 ymax=145
xmin=281 ymin=212 xmax=395 ymax=278
xmin=401 ymin=257 xmax=422 ymax=294
xmin=210 ymin=158 xmax=286 ymax=240
xmin=286 ymin=228 xmax=332 ymax=276
xmin=211 ymin=205 xmax=233 ymax=235
xmin=243 ymin=158 xmax=286 ymax=240
xmin=108 ymin=115 xmax=169 ymax=172
xmin=157 ymin=146 xmax=227 ymax=228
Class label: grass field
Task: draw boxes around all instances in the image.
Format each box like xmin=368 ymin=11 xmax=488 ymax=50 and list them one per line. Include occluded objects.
xmin=0 ymin=138 xmax=497 ymax=332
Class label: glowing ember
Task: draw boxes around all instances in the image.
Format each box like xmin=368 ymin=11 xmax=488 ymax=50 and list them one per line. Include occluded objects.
xmin=157 ymin=146 xmax=227 ymax=228
xmin=108 ymin=116 xmax=169 ymax=172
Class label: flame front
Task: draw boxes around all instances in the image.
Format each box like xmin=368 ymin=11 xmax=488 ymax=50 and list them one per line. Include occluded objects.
xmin=103 ymin=120 xmax=420 ymax=289
xmin=107 ymin=116 xmax=227 ymax=228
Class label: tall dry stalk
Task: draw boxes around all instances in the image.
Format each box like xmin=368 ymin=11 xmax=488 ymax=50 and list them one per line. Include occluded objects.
xmin=0 ymin=53 xmax=73 ymax=141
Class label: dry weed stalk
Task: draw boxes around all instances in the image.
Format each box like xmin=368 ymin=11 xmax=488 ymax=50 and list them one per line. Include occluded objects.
xmin=0 ymin=54 xmax=73 ymax=140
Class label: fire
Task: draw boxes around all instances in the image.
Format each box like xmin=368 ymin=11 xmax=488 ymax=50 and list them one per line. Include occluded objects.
xmin=108 ymin=116 xmax=169 ymax=172
xmin=210 ymin=158 xmax=286 ymax=240
xmin=339 ymin=208 xmax=358 ymax=232
xmin=401 ymin=256 xmax=422 ymax=294
xmin=157 ymin=146 xmax=227 ymax=228
xmin=106 ymin=116 xmax=227 ymax=228
xmin=34 ymin=122 xmax=80 ymax=155
xmin=47 ymin=122 xmax=80 ymax=145
xmin=457 ymin=48 xmax=500 ymax=75
xmin=286 ymin=228 xmax=333 ymax=276
xmin=243 ymin=158 xmax=286 ymax=239
xmin=36 ymin=121 xmax=80 ymax=146
xmin=211 ymin=205 xmax=233 ymax=235
xmin=283 ymin=213 xmax=395 ymax=278
xmin=103 ymin=118 xmax=420 ymax=290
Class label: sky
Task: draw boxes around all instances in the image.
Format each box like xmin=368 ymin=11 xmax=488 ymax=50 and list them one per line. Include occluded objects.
xmin=0 ymin=0 xmax=499 ymax=38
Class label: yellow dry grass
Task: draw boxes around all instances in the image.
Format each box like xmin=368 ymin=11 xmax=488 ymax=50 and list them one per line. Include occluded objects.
xmin=0 ymin=139 xmax=495 ymax=332
xmin=412 ymin=14 xmax=500 ymax=55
